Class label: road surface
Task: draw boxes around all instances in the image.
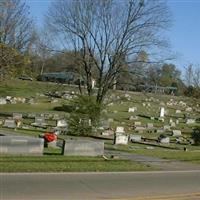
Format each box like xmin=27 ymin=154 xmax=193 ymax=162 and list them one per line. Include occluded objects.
xmin=1 ymin=171 xmax=200 ymax=200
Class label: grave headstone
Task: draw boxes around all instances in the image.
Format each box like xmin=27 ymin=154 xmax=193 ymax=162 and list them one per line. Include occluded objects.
xmin=31 ymin=117 xmax=47 ymax=127
xmin=170 ymin=122 xmax=176 ymax=127
xmin=186 ymin=119 xmax=195 ymax=124
xmin=175 ymin=110 xmax=181 ymax=114
xmin=135 ymin=126 xmax=146 ymax=133
xmin=128 ymin=107 xmax=137 ymax=113
xmin=172 ymin=130 xmax=182 ymax=137
xmin=160 ymin=107 xmax=165 ymax=118
xmin=147 ymin=123 xmax=154 ymax=129
xmin=57 ymin=120 xmax=68 ymax=128
xmin=115 ymin=135 xmax=128 ymax=145
xmin=3 ymin=119 xmax=16 ymax=128
xmin=129 ymin=116 xmax=138 ymax=120
xmin=0 ymin=136 xmax=44 ymax=155
xmin=13 ymin=113 xmax=23 ymax=120
xmin=115 ymin=126 xmax=125 ymax=134
xmin=130 ymin=135 xmax=142 ymax=142
xmin=159 ymin=137 xmax=170 ymax=144
xmin=0 ymin=98 xmax=7 ymax=105
xmin=163 ymin=125 xmax=171 ymax=131
xmin=185 ymin=107 xmax=192 ymax=112
xmin=101 ymin=130 xmax=114 ymax=136
xmin=134 ymin=121 xmax=141 ymax=126
xmin=64 ymin=139 xmax=104 ymax=156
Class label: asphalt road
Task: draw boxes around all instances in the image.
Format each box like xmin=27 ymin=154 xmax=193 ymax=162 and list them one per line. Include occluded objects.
xmin=1 ymin=171 xmax=200 ymax=200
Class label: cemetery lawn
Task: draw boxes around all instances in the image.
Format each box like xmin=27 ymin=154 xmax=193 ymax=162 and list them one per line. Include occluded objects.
xmin=0 ymin=79 xmax=77 ymax=97
xmin=106 ymin=143 xmax=200 ymax=164
xmin=132 ymin=149 xmax=200 ymax=164
xmin=0 ymin=155 xmax=154 ymax=172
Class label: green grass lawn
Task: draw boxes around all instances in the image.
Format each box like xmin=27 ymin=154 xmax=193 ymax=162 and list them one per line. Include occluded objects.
xmin=0 ymin=155 xmax=154 ymax=172
xmin=0 ymin=79 xmax=78 ymax=97
xmin=1 ymin=79 xmax=200 ymax=171
xmin=105 ymin=142 xmax=200 ymax=163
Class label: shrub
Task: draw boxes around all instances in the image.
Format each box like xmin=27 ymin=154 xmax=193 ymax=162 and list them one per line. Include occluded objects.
xmin=68 ymin=95 xmax=102 ymax=136
xmin=191 ymin=127 xmax=200 ymax=145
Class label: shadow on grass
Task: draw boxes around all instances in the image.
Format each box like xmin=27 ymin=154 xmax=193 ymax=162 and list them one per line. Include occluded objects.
xmin=43 ymin=152 xmax=62 ymax=155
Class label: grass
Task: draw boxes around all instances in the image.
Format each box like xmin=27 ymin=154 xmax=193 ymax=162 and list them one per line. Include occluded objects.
xmin=0 ymin=79 xmax=78 ymax=97
xmin=0 ymin=103 xmax=57 ymax=113
xmin=105 ymin=142 xmax=200 ymax=163
xmin=0 ymin=155 xmax=154 ymax=172
xmin=1 ymin=79 xmax=200 ymax=171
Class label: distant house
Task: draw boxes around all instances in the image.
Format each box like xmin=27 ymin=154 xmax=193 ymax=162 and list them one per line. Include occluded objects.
xmin=37 ymin=71 xmax=84 ymax=85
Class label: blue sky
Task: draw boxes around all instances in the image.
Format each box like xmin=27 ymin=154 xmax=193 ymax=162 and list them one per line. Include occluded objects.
xmin=27 ymin=0 xmax=200 ymax=70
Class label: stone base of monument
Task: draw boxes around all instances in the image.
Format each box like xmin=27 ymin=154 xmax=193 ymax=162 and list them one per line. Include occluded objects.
xmin=64 ymin=139 xmax=104 ymax=156
xmin=0 ymin=136 xmax=44 ymax=155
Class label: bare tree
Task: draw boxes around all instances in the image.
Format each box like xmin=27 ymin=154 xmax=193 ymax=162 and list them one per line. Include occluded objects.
xmin=0 ymin=0 xmax=34 ymax=79
xmin=184 ymin=64 xmax=193 ymax=87
xmin=0 ymin=0 xmax=33 ymax=51
xmin=193 ymin=65 xmax=200 ymax=88
xmin=46 ymin=0 xmax=171 ymax=103
xmin=185 ymin=64 xmax=200 ymax=87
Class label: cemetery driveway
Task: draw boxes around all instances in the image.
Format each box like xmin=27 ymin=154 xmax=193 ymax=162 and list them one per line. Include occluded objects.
xmin=1 ymin=171 xmax=200 ymax=200
xmin=105 ymin=150 xmax=200 ymax=171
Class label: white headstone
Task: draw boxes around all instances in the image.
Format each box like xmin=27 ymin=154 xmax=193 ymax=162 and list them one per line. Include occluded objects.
xmin=160 ymin=107 xmax=165 ymax=118
xmin=91 ymin=79 xmax=96 ymax=89
xmin=128 ymin=107 xmax=136 ymax=113
xmin=186 ymin=119 xmax=195 ymax=124
xmin=172 ymin=130 xmax=182 ymax=137
xmin=0 ymin=98 xmax=7 ymax=105
xmin=116 ymin=126 xmax=124 ymax=134
xmin=160 ymin=137 xmax=170 ymax=144
xmin=134 ymin=121 xmax=141 ymax=126
xmin=175 ymin=110 xmax=181 ymax=114
xmin=57 ymin=120 xmax=68 ymax=128
xmin=115 ymin=135 xmax=128 ymax=145
xmin=101 ymin=130 xmax=114 ymax=136
xmin=185 ymin=107 xmax=192 ymax=112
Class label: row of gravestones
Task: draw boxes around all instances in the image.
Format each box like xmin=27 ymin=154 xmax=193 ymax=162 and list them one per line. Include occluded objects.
xmin=1 ymin=113 xmax=68 ymax=134
xmin=114 ymin=129 xmax=183 ymax=145
xmin=0 ymin=134 xmax=104 ymax=156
